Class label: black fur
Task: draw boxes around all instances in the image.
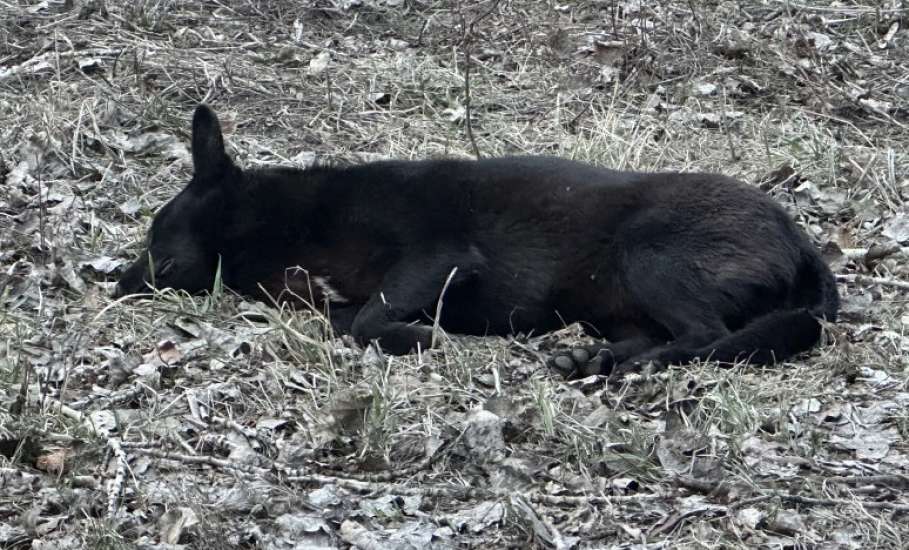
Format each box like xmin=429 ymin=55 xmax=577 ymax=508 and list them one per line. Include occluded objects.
xmin=116 ymin=105 xmax=838 ymax=377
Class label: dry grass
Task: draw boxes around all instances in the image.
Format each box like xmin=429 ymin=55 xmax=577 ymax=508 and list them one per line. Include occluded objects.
xmin=1 ymin=0 xmax=908 ymax=548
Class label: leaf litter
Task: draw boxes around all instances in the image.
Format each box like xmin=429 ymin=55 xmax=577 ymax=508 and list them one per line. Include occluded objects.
xmin=1 ymin=0 xmax=909 ymax=548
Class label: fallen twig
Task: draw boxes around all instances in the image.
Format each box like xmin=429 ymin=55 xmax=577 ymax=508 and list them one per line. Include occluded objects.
xmin=649 ymin=505 xmax=727 ymax=536
xmin=837 ymin=273 xmax=909 ymax=291
xmin=106 ymin=438 xmax=129 ymax=519
xmin=511 ymin=494 xmax=576 ymax=549
xmin=128 ymin=445 xmax=666 ymax=507
xmin=733 ymin=493 xmax=909 ymax=513
xmin=431 ymin=267 xmax=458 ymax=349
xmin=840 ymin=245 xmax=908 ymax=266
xmin=823 ymin=474 xmax=909 ymax=488
xmin=528 ymin=492 xmax=663 ymax=506
xmin=456 ymin=0 xmax=502 ymax=159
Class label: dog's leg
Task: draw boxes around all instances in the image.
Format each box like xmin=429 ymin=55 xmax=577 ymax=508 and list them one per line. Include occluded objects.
xmin=350 ymin=249 xmax=483 ymax=354
xmin=550 ymin=241 xmax=732 ymax=377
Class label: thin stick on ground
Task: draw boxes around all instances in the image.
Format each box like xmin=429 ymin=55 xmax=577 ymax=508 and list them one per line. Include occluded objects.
xmin=734 ymin=493 xmax=909 ymax=513
xmin=431 ymin=267 xmax=459 ymax=349
xmin=840 ymin=244 xmax=908 ymax=265
xmin=837 ymin=273 xmax=909 ymax=291
xmin=457 ymin=0 xmax=502 ymax=159
xmin=106 ymin=438 xmax=129 ymax=519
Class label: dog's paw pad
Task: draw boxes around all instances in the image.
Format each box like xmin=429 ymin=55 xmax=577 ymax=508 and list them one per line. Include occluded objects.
xmin=570 ymin=348 xmax=591 ymax=363
xmin=548 ymin=348 xmax=604 ymax=379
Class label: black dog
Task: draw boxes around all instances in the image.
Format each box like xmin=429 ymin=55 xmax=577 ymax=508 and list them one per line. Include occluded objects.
xmin=116 ymin=105 xmax=838 ymax=377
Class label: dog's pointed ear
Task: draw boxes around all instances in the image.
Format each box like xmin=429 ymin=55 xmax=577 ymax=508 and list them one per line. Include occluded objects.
xmin=191 ymin=104 xmax=232 ymax=181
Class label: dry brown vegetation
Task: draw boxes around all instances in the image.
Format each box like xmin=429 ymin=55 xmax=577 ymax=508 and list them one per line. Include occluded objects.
xmin=2 ymin=0 xmax=909 ymax=548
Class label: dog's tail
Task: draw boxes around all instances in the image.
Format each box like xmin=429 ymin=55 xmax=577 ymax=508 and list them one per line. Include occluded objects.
xmin=694 ymin=249 xmax=838 ymax=365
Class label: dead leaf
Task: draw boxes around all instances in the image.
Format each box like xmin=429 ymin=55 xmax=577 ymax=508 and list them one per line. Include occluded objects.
xmin=5 ymin=134 xmax=58 ymax=188
xmin=830 ymin=425 xmax=898 ymax=461
xmin=34 ymin=514 xmax=65 ymax=536
xmin=53 ymin=259 xmax=85 ymax=293
xmin=444 ymin=102 xmax=466 ymax=123
xmin=792 ymin=181 xmax=847 ymax=217
xmin=860 ymin=98 xmax=893 ymax=115
xmin=882 ymin=212 xmax=909 ymax=243
xmin=877 ymin=21 xmax=899 ymax=49
xmin=806 ymin=32 xmax=834 ymax=51
xmin=695 ymin=82 xmax=717 ymax=96
xmin=655 ymin=429 xmax=709 ymax=476
xmin=791 ymin=398 xmax=821 ymax=417
xmin=77 ymin=57 xmax=104 ymax=73
xmin=736 ymin=507 xmax=765 ymax=530
xmin=444 ymin=501 xmax=505 ymax=533
xmin=274 ymin=512 xmax=330 ymax=537
xmin=462 ymin=409 xmax=505 ymax=464
xmin=155 ymin=340 xmax=182 ymax=365
xmin=309 ymin=51 xmax=330 ymax=75
xmin=359 ymin=494 xmax=421 ymax=519
xmin=760 ymin=164 xmax=801 ymax=190
xmin=312 ymin=388 xmax=373 ymax=447
xmin=766 ymin=509 xmax=806 ymax=536
xmin=158 ymin=506 xmax=199 ymax=544
xmin=308 ymin=485 xmax=342 ymax=508
xmin=369 ymin=92 xmax=390 ymax=105
xmin=592 ymin=40 xmax=624 ymax=65
xmin=117 ymin=198 xmax=143 ymax=216
xmin=340 ymin=518 xmax=440 ymax=549
xmin=510 ymin=494 xmax=580 ymax=549
xmin=103 ymin=129 xmax=189 ymax=160
xmin=611 ymin=477 xmax=639 ymax=493
xmin=35 ymin=448 xmax=68 ymax=475
xmin=80 ymin=256 xmax=127 ymax=275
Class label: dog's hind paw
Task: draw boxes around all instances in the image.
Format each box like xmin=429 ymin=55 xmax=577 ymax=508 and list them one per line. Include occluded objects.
xmin=548 ymin=346 xmax=609 ymax=379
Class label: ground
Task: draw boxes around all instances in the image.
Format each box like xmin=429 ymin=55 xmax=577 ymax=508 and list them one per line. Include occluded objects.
xmin=1 ymin=1 xmax=908 ymax=548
